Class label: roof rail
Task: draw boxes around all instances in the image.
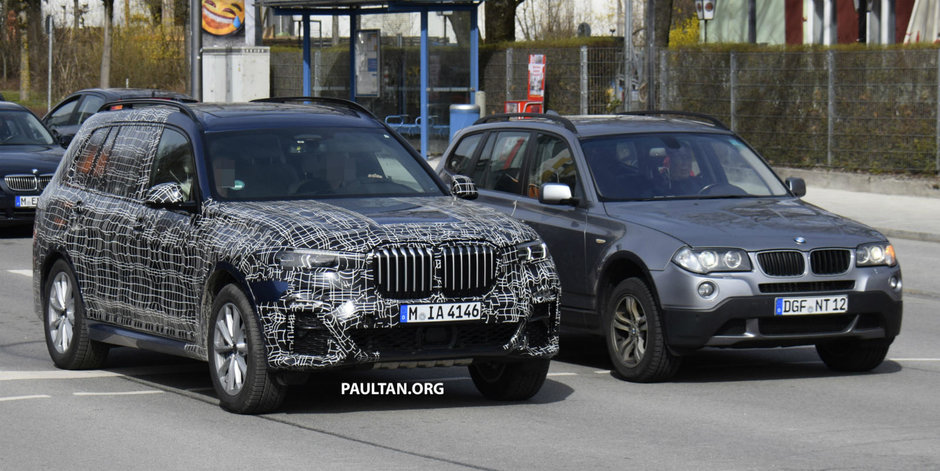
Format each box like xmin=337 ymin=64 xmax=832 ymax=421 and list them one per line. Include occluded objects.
xmin=474 ymin=113 xmax=578 ymax=133
xmin=98 ymin=98 xmax=200 ymax=123
xmin=251 ymin=96 xmax=377 ymax=119
xmin=617 ymin=110 xmax=729 ymax=130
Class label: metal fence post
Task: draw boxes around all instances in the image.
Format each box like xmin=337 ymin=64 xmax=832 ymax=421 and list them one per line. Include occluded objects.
xmin=314 ymin=50 xmax=322 ymax=96
xmin=730 ymin=51 xmax=737 ymax=131
xmin=827 ymin=50 xmax=835 ymax=168
xmin=936 ymin=48 xmax=940 ymax=174
xmin=580 ymin=46 xmax=588 ymax=115
xmin=506 ymin=48 xmax=513 ymax=103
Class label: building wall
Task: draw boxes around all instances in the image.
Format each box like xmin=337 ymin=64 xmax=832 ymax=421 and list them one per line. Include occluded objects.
xmin=706 ymin=0 xmax=786 ymax=44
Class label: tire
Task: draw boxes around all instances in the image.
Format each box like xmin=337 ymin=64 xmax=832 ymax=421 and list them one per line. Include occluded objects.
xmin=469 ymin=358 xmax=551 ymax=401
xmin=604 ymin=278 xmax=680 ymax=382
xmin=208 ymin=284 xmax=286 ymax=414
xmin=816 ymin=338 xmax=893 ymax=372
xmin=43 ymin=259 xmax=109 ymax=369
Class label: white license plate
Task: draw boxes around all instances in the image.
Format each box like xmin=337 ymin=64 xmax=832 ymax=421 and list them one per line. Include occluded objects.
xmin=774 ymin=295 xmax=848 ymax=316
xmin=15 ymin=196 xmax=39 ymax=208
xmin=399 ymin=302 xmax=482 ymax=324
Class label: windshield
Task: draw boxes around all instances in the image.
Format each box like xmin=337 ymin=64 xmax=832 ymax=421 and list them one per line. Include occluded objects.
xmin=581 ymin=132 xmax=789 ymax=200
xmin=0 ymin=110 xmax=56 ymax=146
xmin=206 ymin=127 xmax=445 ymax=200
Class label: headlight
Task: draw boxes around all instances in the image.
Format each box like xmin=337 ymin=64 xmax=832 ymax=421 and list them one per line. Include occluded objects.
xmin=276 ymin=248 xmax=345 ymax=270
xmin=673 ymin=247 xmax=752 ymax=274
xmin=516 ymin=240 xmax=548 ymax=262
xmin=856 ymin=242 xmax=896 ymax=267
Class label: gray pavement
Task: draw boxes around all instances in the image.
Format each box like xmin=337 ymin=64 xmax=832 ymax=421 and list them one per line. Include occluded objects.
xmin=802 ymin=187 xmax=940 ymax=243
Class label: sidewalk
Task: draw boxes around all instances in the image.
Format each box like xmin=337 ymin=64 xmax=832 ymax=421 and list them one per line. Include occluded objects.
xmin=801 ymin=188 xmax=940 ymax=244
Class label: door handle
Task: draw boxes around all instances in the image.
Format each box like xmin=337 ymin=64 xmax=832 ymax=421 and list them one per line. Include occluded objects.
xmin=72 ymin=201 xmax=84 ymax=215
xmin=133 ymin=217 xmax=145 ymax=232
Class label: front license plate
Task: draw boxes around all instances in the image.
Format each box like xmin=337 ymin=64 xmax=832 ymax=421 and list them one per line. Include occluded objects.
xmin=399 ymin=302 xmax=482 ymax=324
xmin=774 ymin=295 xmax=848 ymax=316
xmin=15 ymin=196 xmax=39 ymax=208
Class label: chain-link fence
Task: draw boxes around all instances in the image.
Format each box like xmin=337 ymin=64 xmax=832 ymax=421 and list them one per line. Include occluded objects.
xmin=662 ymin=49 xmax=940 ymax=175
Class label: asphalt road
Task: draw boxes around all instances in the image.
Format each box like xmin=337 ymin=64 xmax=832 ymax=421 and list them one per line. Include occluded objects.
xmin=2 ymin=228 xmax=939 ymax=470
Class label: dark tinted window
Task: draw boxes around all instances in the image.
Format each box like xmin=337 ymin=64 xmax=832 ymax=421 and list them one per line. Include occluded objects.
xmin=46 ymin=98 xmax=79 ymax=127
xmin=445 ymin=133 xmax=483 ymax=176
xmin=470 ymin=131 xmax=529 ymax=194
xmin=76 ymin=96 xmax=106 ymax=125
xmin=207 ymin=127 xmax=443 ymax=200
xmin=150 ymin=128 xmax=196 ymax=201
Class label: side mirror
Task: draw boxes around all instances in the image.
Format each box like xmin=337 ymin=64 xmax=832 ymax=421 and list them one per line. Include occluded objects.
xmin=539 ymin=182 xmax=576 ymax=205
xmin=57 ymin=132 xmax=72 ymax=148
xmin=145 ymin=182 xmax=187 ymax=208
xmin=451 ymin=175 xmax=478 ymax=200
xmin=786 ymin=177 xmax=806 ymax=197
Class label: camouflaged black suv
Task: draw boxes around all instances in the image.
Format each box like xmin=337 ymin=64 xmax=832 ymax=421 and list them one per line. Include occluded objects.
xmin=32 ymin=98 xmax=560 ymax=413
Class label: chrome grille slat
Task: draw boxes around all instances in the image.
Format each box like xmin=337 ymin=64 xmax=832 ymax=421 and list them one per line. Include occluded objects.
xmin=373 ymin=244 xmax=496 ymax=299
xmin=4 ymin=175 xmax=38 ymax=192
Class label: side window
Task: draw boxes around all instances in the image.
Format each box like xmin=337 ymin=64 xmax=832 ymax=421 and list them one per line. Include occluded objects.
xmin=66 ymin=127 xmax=111 ymax=188
xmin=526 ymin=133 xmax=577 ymax=199
xmin=445 ymin=133 xmax=484 ymax=176
xmin=76 ymin=96 xmax=106 ymax=125
xmin=150 ymin=128 xmax=196 ymax=201
xmin=96 ymin=125 xmax=163 ymax=199
xmin=471 ymin=131 xmax=530 ymax=194
xmin=46 ymin=98 xmax=79 ymax=127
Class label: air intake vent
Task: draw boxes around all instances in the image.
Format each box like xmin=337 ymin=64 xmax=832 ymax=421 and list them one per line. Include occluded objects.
xmin=757 ymin=251 xmax=805 ymax=276
xmin=810 ymin=249 xmax=850 ymax=275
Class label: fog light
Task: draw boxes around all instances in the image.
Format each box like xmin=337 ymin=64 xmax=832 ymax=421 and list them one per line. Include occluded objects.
xmin=697 ymin=281 xmax=716 ymax=298
xmin=889 ymin=276 xmax=902 ymax=291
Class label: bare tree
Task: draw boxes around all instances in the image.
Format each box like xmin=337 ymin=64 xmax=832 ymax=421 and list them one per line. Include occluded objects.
xmin=101 ymin=0 xmax=114 ymax=88
xmin=518 ymin=0 xmax=577 ymax=41
xmin=484 ymin=0 xmax=522 ymax=43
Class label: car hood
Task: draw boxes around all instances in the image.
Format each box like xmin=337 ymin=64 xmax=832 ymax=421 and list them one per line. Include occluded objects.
xmin=207 ymin=196 xmax=540 ymax=252
xmin=0 ymin=146 xmax=64 ymax=174
xmin=603 ymin=197 xmax=884 ymax=250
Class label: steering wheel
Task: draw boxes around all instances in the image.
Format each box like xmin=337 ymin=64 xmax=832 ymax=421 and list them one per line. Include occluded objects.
xmin=698 ymin=182 xmax=747 ymax=196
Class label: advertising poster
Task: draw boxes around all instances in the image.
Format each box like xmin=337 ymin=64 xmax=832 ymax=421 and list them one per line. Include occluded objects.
xmin=356 ymin=29 xmax=381 ymax=97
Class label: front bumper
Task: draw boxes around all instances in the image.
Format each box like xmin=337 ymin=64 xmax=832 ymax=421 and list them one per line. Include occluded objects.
xmin=249 ymin=256 xmax=561 ymax=371
xmin=662 ymin=291 xmax=902 ymax=351
xmin=0 ymin=193 xmax=39 ymax=226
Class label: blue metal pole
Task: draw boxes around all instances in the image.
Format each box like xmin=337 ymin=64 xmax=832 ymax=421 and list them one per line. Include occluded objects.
xmin=420 ymin=10 xmax=429 ymax=159
xmin=350 ymin=13 xmax=357 ymax=101
xmin=470 ymin=7 xmax=479 ymax=105
xmin=302 ymin=14 xmax=311 ymax=96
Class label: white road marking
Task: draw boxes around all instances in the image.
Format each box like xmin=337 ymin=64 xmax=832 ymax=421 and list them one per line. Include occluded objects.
xmin=890 ymin=358 xmax=940 ymax=362
xmin=0 ymin=364 xmax=204 ymax=382
xmin=547 ymin=372 xmax=578 ymax=377
xmin=594 ymin=370 xmax=612 ymax=374
xmin=6 ymin=269 xmax=32 ymax=278
xmin=74 ymin=390 xmax=163 ymax=396
xmin=0 ymin=394 xmax=50 ymax=402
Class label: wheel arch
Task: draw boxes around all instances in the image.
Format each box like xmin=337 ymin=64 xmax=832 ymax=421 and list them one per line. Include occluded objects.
xmin=200 ymin=262 xmax=254 ymax=346
xmin=596 ymin=252 xmax=663 ymax=316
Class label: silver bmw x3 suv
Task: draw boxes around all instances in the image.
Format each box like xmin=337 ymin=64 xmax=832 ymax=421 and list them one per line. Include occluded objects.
xmin=438 ymin=111 xmax=902 ymax=382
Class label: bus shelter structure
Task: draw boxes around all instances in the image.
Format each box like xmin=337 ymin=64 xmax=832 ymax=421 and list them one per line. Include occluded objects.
xmin=263 ymin=0 xmax=483 ymax=158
